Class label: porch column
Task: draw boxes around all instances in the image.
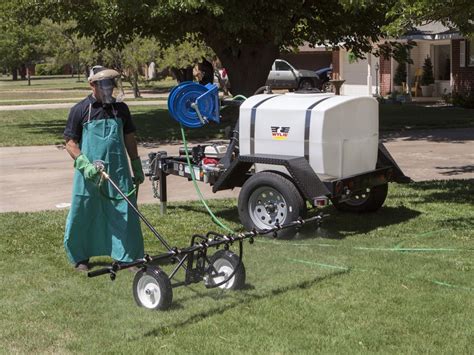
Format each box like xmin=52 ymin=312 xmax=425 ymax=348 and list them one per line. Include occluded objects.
xmin=367 ymin=53 xmax=373 ymax=95
xmin=405 ymin=46 xmax=412 ymax=97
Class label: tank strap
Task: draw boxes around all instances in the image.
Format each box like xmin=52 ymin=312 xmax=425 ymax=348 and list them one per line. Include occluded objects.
xmin=304 ymin=96 xmax=332 ymax=161
xmin=250 ymin=95 xmax=279 ymax=154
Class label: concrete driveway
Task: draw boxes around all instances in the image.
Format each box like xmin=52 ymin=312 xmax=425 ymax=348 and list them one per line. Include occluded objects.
xmin=0 ymin=128 xmax=473 ymax=213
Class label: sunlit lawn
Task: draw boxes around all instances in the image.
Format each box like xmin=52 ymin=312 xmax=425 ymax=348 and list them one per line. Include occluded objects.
xmin=0 ymin=181 xmax=472 ymax=353
xmin=0 ymin=75 xmax=176 ymax=92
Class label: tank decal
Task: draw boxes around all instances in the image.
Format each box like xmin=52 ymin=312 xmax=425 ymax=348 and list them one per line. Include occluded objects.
xmin=304 ymin=97 xmax=332 ymax=160
xmin=250 ymin=95 xmax=279 ymax=154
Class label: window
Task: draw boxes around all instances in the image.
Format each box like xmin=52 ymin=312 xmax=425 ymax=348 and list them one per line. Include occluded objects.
xmin=468 ymin=40 xmax=474 ymax=66
xmin=275 ymin=60 xmax=292 ymax=71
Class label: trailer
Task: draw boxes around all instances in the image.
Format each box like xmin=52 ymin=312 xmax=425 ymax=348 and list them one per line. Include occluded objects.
xmin=143 ymin=84 xmax=410 ymax=238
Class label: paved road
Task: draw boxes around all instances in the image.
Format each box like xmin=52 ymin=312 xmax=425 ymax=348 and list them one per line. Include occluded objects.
xmin=0 ymin=128 xmax=473 ymax=213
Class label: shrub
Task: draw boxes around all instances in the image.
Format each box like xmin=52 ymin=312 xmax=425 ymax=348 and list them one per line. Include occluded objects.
xmin=420 ymin=56 xmax=434 ymax=86
xmin=451 ymin=91 xmax=474 ymax=109
xmin=393 ymin=63 xmax=406 ymax=86
xmin=35 ymin=63 xmax=64 ymax=76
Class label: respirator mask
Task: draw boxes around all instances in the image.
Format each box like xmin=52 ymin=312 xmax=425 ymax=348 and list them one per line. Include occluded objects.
xmin=88 ymin=66 xmax=124 ymax=104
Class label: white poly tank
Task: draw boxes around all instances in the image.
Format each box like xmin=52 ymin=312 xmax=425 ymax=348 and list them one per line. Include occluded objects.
xmin=239 ymin=92 xmax=379 ymax=179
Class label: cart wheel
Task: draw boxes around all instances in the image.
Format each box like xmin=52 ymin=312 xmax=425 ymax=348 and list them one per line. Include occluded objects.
xmin=133 ymin=267 xmax=173 ymax=310
xmin=238 ymin=171 xmax=307 ymax=239
xmin=206 ymin=250 xmax=246 ymax=290
xmin=332 ymin=183 xmax=388 ymax=213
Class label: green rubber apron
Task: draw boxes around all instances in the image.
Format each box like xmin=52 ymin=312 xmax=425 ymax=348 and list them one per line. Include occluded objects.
xmin=64 ymin=104 xmax=144 ymax=263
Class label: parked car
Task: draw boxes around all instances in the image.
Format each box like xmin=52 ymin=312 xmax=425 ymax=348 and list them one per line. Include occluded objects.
xmin=315 ymin=66 xmax=332 ymax=90
xmin=266 ymin=59 xmax=327 ymax=90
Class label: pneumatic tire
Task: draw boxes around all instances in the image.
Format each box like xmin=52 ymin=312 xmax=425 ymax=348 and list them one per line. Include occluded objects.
xmin=298 ymin=78 xmax=315 ymax=90
xmin=205 ymin=250 xmax=246 ymax=290
xmin=238 ymin=172 xmax=307 ymax=239
xmin=133 ymin=267 xmax=173 ymax=310
xmin=332 ymin=183 xmax=388 ymax=213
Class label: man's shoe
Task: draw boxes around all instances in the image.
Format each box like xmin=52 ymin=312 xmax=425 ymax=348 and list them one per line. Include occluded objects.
xmin=75 ymin=260 xmax=90 ymax=272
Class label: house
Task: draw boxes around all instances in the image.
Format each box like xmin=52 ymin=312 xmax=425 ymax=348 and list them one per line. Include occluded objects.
xmin=330 ymin=23 xmax=474 ymax=97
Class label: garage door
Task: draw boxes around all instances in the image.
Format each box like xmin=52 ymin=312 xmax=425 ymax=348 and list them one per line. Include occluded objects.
xmin=341 ymin=51 xmax=377 ymax=96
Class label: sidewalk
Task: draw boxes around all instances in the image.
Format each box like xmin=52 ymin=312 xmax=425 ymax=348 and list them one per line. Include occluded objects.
xmin=0 ymin=128 xmax=473 ymax=213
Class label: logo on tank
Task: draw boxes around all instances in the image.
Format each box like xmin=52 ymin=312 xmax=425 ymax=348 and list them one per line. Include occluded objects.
xmin=271 ymin=126 xmax=290 ymax=140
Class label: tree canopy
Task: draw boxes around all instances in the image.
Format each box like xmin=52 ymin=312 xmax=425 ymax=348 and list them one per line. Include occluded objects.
xmin=10 ymin=0 xmax=474 ymax=95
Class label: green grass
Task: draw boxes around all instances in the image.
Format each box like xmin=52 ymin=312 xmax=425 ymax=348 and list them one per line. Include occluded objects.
xmin=0 ymin=181 xmax=473 ymax=353
xmin=0 ymin=97 xmax=168 ymax=106
xmin=0 ymin=76 xmax=176 ymax=91
xmin=0 ymin=106 xmax=232 ymax=146
xmin=0 ymin=103 xmax=472 ymax=147
xmin=379 ymin=104 xmax=474 ymax=130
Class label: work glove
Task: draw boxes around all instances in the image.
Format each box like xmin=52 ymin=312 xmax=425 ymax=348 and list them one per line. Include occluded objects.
xmin=74 ymin=154 xmax=99 ymax=181
xmin=131 ymin=157 xmax=145 ymax=185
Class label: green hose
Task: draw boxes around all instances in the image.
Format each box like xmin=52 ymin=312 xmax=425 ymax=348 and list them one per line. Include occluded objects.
xmin=180 ymin=125 xmax=236 ymax=234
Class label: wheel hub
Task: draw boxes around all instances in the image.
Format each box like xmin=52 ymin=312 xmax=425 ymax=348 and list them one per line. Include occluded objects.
xmin=249 ymin=187 xmax=288 ymax=229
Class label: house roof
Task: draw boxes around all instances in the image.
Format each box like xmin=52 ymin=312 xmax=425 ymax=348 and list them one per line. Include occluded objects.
xmin=403 ymin=22 xmax=461 ymax=40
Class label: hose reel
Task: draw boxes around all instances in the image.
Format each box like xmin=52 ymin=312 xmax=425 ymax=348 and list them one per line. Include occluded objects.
xmin=167 ymin=82 xmax=220 ymax=128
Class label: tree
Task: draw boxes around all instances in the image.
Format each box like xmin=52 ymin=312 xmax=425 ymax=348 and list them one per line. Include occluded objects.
xmin=160 ymin=37 xmax=215 ymax=83
xmin=17 ymin=0 xmax=474 ymax=96
xmin=40 ymin=19 xmax=98 ymax=81
xmin=393 ymin=63 xmax=407 ymax=87
xmin=102 ymin=36 xmax=161 ymax=98
xmin=420 ymin=56 xmax=434 ymax=86
xmin=0 ymin=3 xmax=46 ymax=82
xmin=383 ymin=0 xmax=474 ymax=38
xmin=16 ymin=1 xmax=405 ymax=96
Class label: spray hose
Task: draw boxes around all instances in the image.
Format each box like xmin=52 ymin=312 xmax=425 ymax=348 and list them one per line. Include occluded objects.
xmin=180 ymin=125 xmax=236 ymax=234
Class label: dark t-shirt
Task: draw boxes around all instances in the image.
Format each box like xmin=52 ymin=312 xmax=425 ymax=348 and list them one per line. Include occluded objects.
xmin=64 ymin=94 xmax=136 ymax=142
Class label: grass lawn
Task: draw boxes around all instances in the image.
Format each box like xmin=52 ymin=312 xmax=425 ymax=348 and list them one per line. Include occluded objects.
xmin=0 ymin=104 xmax=473 ymax=147
xmin=0 ymin=106 xmax=231 ymax=147
xmin=0 ymin=75 xmax=176 ymax=92
xmin=0 ymin=181 xmax=472 ymax=353
xmin=379 ymin=104 xmax=474 ymax=130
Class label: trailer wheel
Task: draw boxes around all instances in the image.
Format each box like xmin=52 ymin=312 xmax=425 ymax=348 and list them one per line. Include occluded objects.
xmin=238 ymin=172 xmax=307 ymax=239
xmin=133 ymin=267 xmax=173 ymax=310
xmin=205 ymin=250 xmax=246 ymax=290
xmin=332 ymin=183 xmax=388 ymax=213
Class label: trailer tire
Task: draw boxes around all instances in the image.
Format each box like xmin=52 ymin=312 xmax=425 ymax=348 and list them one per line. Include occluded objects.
xmin=238 ymin=172 xmax=307 ymax=239
xmin=133 ymin=267 xmax=173 ymax=311
xmin=332 ymin=183 xmax=388 ymax=213
xmin=206 ymin=250 xmax=246 ymax=290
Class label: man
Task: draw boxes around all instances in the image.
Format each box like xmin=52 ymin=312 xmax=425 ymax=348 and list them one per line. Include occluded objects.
xmin=63 ymin=66 xmax=145 ymax=271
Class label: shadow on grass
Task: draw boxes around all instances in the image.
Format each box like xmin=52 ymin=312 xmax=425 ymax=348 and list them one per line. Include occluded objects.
xmin=164 ymin=203 xmax=421 ymax=241
xmin=15 ymin=120 xmax=67 ymax=143
xmin=411 ymin=179 xmax=474 ymax=204
xmin=140 ymin=268 xmax=350 ymax=338
xmin=379 ymin=105 xmax=474 ymax=138
xmin=132 ymin=107 xmax=236 ymax=143
xmin=297 ymin=205 xmax=422 ymax=240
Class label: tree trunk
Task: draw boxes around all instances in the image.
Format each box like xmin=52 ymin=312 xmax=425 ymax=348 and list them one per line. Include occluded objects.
xmin=27 ymin=67 xmax=31 ymax=86
xmin=12 ymin=68 xmax=18 ymax=81
xmin=212 ymin=42 xmax=279 ymax=98
xmin=20 ymin=64 xmax=26 ymax=80
xmin=132 ymin=71 xmax=141 ymax=98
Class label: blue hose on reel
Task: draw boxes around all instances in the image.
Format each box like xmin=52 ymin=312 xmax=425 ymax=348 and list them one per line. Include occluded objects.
xmin=168 ymin=82 xmax=220 ymax=128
